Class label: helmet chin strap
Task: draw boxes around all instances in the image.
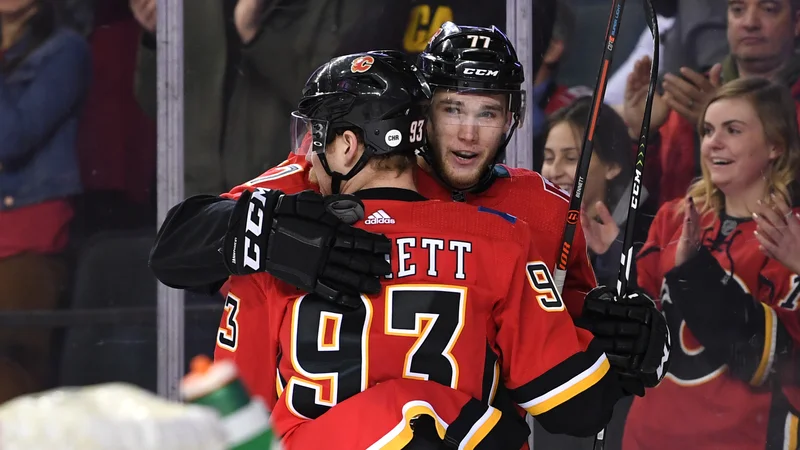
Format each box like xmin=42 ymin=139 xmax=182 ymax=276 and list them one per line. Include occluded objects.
xmin=318 ymin=147 xmax=373 ymax=195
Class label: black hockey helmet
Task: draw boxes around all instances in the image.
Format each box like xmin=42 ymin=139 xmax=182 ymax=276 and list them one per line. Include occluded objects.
xmin=417 ymin=22 xmax=526 ymax=194
xmin=418 ymin=22 xmax=524 ymax=93
xmin=291 ymin=50 xmax=432 ymax=193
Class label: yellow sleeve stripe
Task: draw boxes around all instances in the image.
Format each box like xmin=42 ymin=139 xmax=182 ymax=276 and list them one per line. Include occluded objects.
xmin=460 ymin=407 xmax=502 ymax=450
xmin=275 ymin=368 xmax=284 ymax=397
xmin=750 ymin=303 xmax=777 ymax=387
xmin=521 ymin=353 xmax=610 ymax=416
xmin=367 ymin=401 xmax=503 ymax=450
xmin=783 ymin=411 xmax=798 ymax=450
xmin=367 ymin=401 xmax=448 ymax=450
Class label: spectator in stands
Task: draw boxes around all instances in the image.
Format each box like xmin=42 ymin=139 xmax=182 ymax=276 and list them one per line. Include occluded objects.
xmin=541 ymin=97 xmax=651 ymax=288
xmin=653 ymin=0 xmax=729 ymax=79
xmin=130 ymin=0 xmax=373 ymax=197
xmin=531 ymin=0 xmax=591 ymax=171
xmin=623 ymin=0 xmax=800 ymax=208
xmin=626 ymin=77 xmax=800 ymax=450
xmin=0 ymin=0 xmax=90 ymax=402
xmin=75 ymin=0 xmax=157 ymax=237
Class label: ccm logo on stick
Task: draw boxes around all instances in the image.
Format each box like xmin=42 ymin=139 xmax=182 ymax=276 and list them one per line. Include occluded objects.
xmin=463 ymin=68 xmax=499 ymax=77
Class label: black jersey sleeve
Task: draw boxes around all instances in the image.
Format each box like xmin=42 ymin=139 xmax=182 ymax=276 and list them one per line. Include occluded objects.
xmin=149 ymin=195 xmax=235 ymax=294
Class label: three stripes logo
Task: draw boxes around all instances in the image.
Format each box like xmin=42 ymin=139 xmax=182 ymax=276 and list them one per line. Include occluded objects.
xmin=364 ymin=209 xmax=395 ymax=225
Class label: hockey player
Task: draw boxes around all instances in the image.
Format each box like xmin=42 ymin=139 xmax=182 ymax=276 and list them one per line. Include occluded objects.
xmin=149 ymin=23 xmax=670 ymax=439
xmin=223 ymin=50 xmax=646 ymax=450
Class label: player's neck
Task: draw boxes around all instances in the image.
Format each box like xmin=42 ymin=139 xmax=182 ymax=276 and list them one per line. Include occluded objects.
xmin=342 ymin=169 xmax=418 ymax=194
xmin=416 ymin=155 xmax=432 ymax=174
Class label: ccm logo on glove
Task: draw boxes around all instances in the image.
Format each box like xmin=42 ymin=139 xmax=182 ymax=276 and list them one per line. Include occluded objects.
xmin=242 ymin=188 xmax=270 ymax=271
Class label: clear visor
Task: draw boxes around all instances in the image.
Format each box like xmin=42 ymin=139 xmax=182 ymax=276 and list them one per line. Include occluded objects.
xmin=290 ymin=111 xmax=328 ymax=156
xmin=428 ymin=87 xmax=526 ymax=129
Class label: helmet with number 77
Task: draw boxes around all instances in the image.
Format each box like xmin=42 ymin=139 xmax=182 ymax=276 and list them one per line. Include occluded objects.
xmin=417 ymin=22 xmax=526 ymax=194
xmin=290 ymin=50 xmax=432 ymax=193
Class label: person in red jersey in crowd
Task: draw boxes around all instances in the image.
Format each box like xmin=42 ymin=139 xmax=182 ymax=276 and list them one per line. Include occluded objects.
xmin=624 ymin=77 xmax=800 ymax=450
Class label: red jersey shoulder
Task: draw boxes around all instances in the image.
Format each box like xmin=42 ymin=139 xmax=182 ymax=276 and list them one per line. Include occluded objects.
xmin=501 ymin=167 xmax=570 ymax=201
xmin=414 ymin=166 xmax=451 ymax=201
xmin=220 ymin=157 xmax=315 ymax=200
xmin=488 ymin=167 xmax=572 ymax=217
xmin=359 ymin=198 xmax=527 ymax=244
xmin=660 ymin=198 xmax=689 ymax=231
xmin=651 ymin=198 xmax=705 ymax=245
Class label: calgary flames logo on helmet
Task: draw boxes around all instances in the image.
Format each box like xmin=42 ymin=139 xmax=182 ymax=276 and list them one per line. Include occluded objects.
xmin=350 ymin=55 xmax=375 ymax=73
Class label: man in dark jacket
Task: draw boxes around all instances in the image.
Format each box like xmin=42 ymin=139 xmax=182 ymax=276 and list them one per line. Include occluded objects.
xmin=130 ymin=0 xmax=372 ymax=196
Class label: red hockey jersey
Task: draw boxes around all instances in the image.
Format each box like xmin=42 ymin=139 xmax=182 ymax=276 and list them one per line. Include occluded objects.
xmin=624 ymin=198 xmax=800 ymax=450
xmin=414 ymin=164 xmax=598 ymax=317
xmin=220 ymin=154 xmax=316 ymax=202
xmin=217 ymin=193 xmax=616 ymax=449
xmin=219 ymin=156 xmax=597 ymax=319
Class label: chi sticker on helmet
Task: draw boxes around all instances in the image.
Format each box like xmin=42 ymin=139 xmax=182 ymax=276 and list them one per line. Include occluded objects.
xmin=385 ymin=129 xmax=402 ymax=147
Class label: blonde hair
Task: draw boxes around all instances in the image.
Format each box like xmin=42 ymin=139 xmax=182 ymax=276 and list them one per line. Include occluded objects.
xmin=369 ymin=153 xmax=415 ymax=175
xmin=684 ymin=77 xmax=800 ymax=217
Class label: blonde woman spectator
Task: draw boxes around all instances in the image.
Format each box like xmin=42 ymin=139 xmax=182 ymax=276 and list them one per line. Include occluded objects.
xmin=625 ymin=77 xmax=800 ymax=449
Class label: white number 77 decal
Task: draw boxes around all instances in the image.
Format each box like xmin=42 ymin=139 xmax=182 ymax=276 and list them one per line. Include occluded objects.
xmin=466 ymin=34 xmax=492 ymax=48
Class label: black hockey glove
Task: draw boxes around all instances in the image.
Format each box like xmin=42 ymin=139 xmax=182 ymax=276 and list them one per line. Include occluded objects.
xmin=576 ymin=286 xmax=671 ymax=396
xmin=222 ymin=188 xmax=392 ymax=308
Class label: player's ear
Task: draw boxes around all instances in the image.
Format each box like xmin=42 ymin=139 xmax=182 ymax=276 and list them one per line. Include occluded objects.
xmin=341 ymin=130 xmax=362 ymax=169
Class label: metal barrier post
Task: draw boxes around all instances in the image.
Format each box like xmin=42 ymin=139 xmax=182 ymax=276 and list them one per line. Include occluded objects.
xmin=505 ymin=0 xmax=535 ymax=171
xmin=507 ymin=3 xmax=536 ymax=446
xmin=156 ymin=0 xmax=185 ymax=400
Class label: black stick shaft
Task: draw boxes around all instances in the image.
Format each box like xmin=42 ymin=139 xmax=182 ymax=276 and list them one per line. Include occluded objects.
xmin=595 ymin=3 xmax=659 ymax=450
xmin=616 ymin=1 xmax=660 ymax=297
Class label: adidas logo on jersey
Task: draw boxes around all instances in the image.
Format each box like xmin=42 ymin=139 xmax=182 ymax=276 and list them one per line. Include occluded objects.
xmin=364 ymin=210 xmax=395 ymax=225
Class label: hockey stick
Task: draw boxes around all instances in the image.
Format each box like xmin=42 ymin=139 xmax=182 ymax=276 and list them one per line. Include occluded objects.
xmin=597 ymin=3 xmax=659 ymax=450
xmin=552 ymin=0 xmax=628 ymax=292
xmin=546 ymin=0 xmax=659 ymax=447
xmin=617 ymin=0 xmax=659 ymax=298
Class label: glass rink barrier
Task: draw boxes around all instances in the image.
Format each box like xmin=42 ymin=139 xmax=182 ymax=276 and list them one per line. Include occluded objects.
xmin=0 ymin=0 xmax=797 ymax=450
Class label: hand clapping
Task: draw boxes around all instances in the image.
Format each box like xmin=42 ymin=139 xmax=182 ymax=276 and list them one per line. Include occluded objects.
xmin=662 ymin=64 xmax=723 ymax=126
xmin=675 ymin=197 xmax=701 ymax=267
xmin=753 ymin=194 xmax=800 ymax=274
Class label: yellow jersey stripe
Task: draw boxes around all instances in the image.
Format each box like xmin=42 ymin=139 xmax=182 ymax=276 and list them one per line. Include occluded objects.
xmin=460 ymin=407 xmax=502 ymax=450
xmin=368 ymin=401 xmax=448 ymax=450
xmin=522 ymin=353 xmax=611 ymax=416
xmin=784 ymin=411 xmax=798 ymax=450
xmin=750 ymin=303 xmax=777 ymax=387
